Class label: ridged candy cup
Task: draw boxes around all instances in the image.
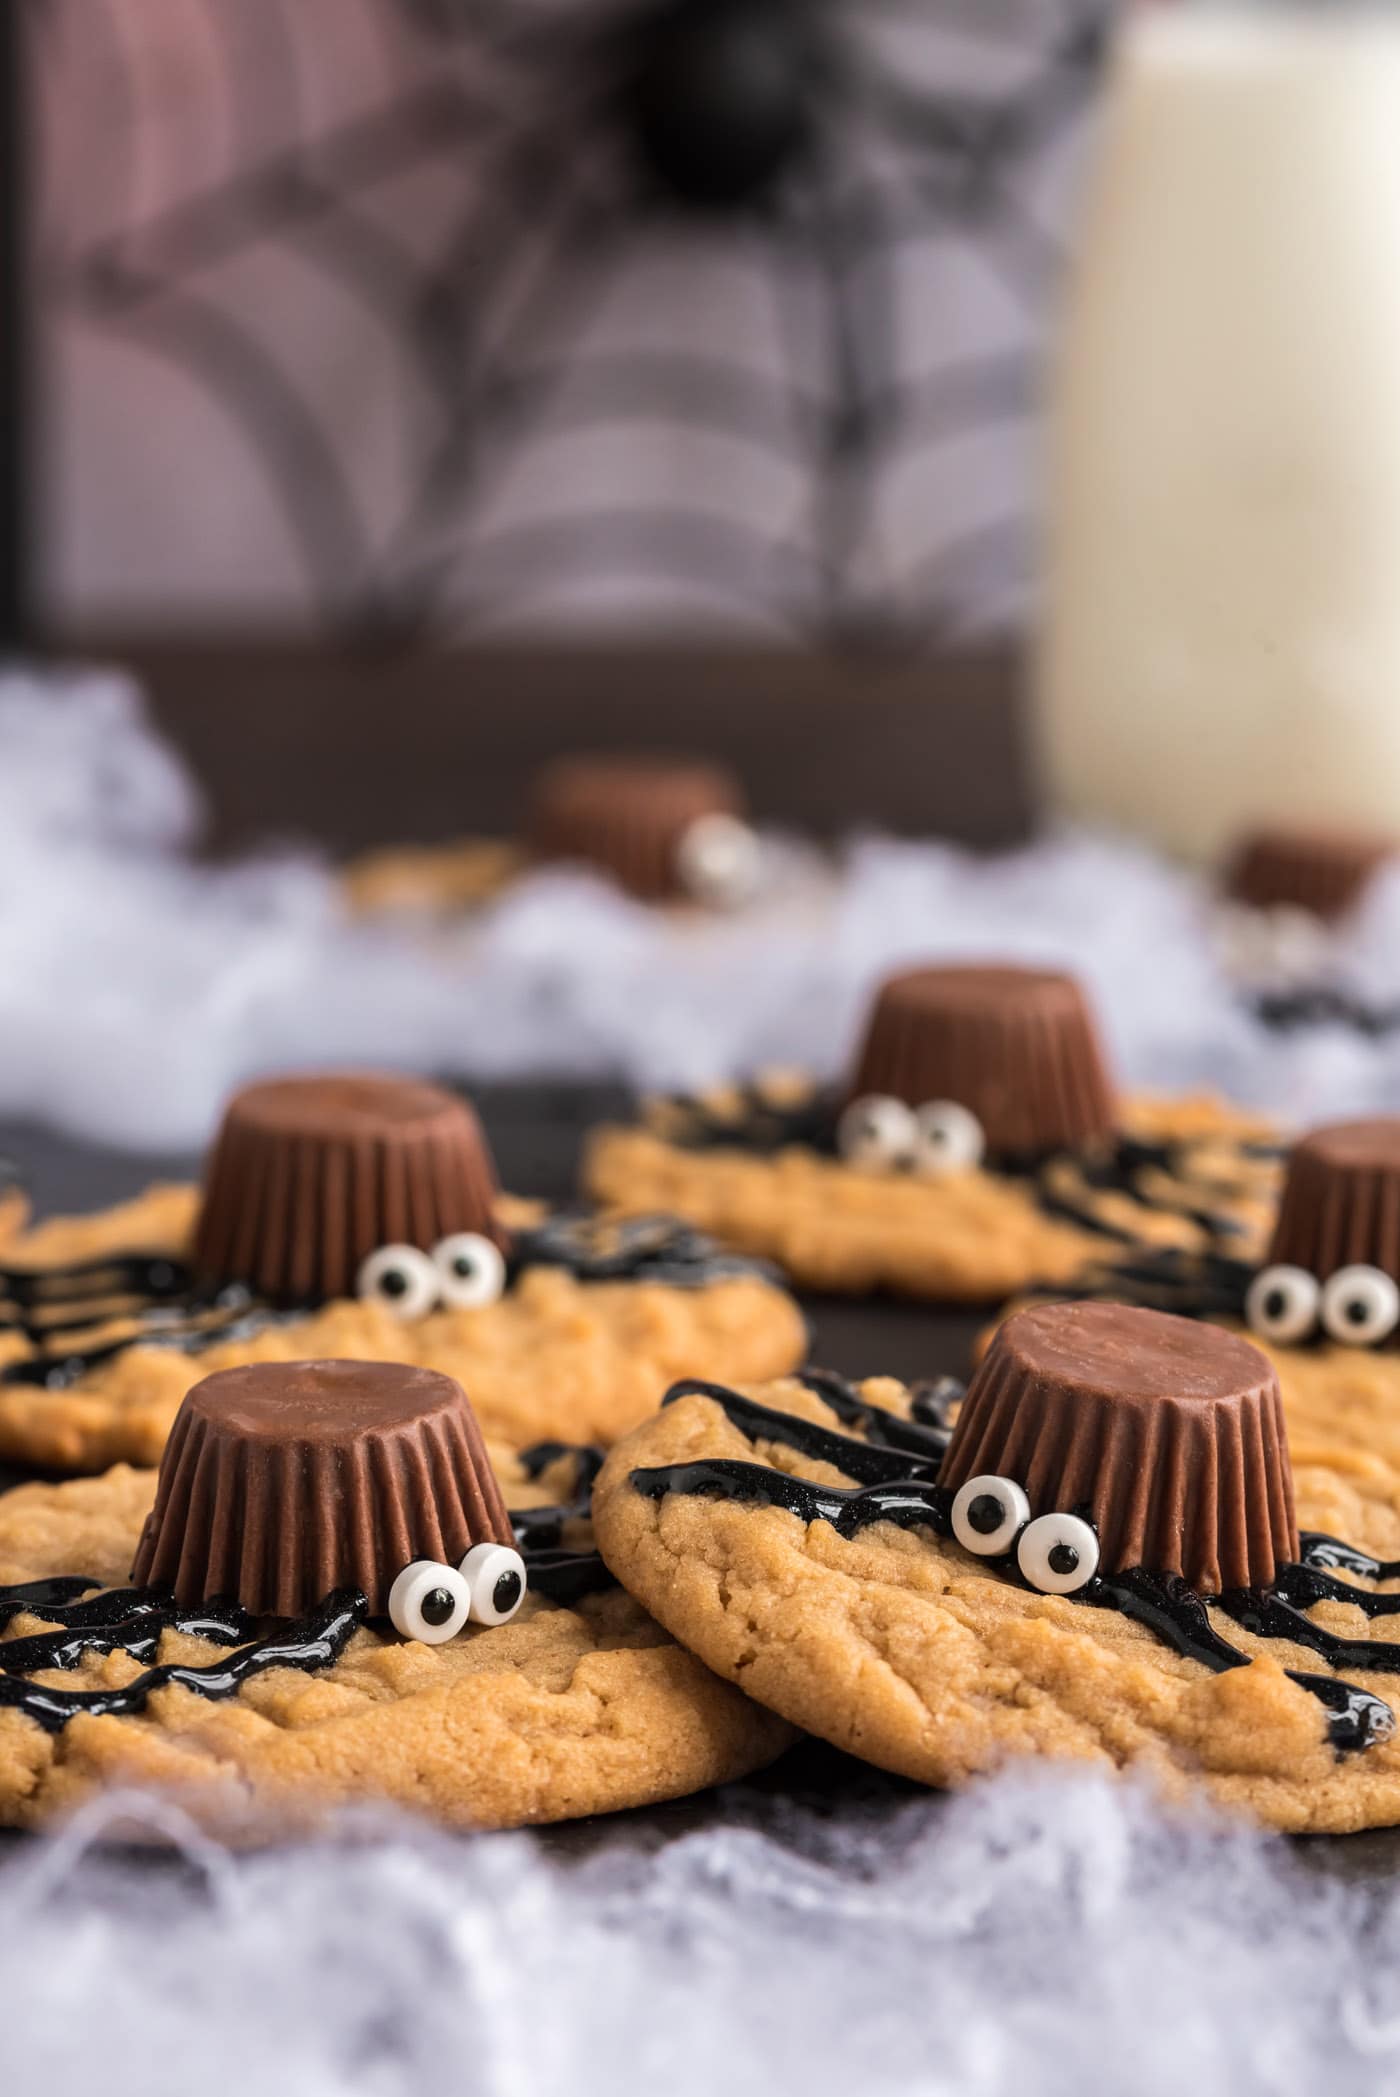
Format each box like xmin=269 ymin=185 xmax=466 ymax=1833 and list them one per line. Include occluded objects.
xmin=528 ymin=755 xmax=747 ymax=901
xmin=847 ymin=965 xmax=1117 ymax=1156
xmin=131 ymin=1359 xmax=515 ymax=1616
xmin=195 ymin=1071 xmax=505 ymax=1305
xmin=943 ymin=1301 xmax=1298 ymax=1594
xmin=1267 ymin=1119 xmax=1400 ymax=1278
xmin=1225 ymin=825 xmax=1394 ymax=922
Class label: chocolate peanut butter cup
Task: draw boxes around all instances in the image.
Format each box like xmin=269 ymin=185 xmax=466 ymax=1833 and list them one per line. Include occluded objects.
xmin=846 ymin=965 xmax=1116 ymax=1157
xmin=943 ymin=1302 xmax=1297 ymax=1593
xmin=195 ymin=1072 xmax=505 ymax=1305
xmin=1225 ymin=825 xmax=1395 ymax=923
xmin=1266 ymin=1119 xmax=1400 ymax=1283
xmin=132 ymin=1359 xmax=516 ymax=1616
xmin=528 ymin=755 xmax=757 ymax=905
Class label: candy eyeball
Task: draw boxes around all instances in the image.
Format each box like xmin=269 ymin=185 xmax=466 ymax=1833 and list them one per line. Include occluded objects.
xmin=950 ymin=1474 xmax=1030 ymax=1557
xmin=913 ymin=1100 xmax=985 ymax=1178
xmin=836 ymin=1094 xmax=918 ymax=1172
xmin=388 ymin=1560 xmax=472 ymax=1643
xmin=461 ymin=1541 xmax=528 ymax=1625
xmin=1016 ymin=1512 xmax=1100 ymax=1596
xmin=675 ymin=813 xmax=763 ymax=909
xmin=1245 ymin=1264 xmax=1320 ymax=1345
xmin=356 ymin=1243 xmax=439 ymax=1321
xmin=1216 ymin=902 xmax=1326 ymax=988
xmin=431 ymin=1232 xmax=506 ymax=1310
xmin=1319 ymin=1264 xmax=1400 ymax=1348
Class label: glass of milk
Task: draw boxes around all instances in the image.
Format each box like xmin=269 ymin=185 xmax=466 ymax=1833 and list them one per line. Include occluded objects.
xmin=1039 ymin=3 xmax=1400 ymax=861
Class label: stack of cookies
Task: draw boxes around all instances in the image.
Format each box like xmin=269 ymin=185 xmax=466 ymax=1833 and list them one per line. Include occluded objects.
xmin=6 ymin=955 xmax=1400 ymax=1839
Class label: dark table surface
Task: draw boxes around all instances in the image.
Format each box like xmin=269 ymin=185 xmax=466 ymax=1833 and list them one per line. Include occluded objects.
xmin=0 ymin=1083 xmax=1395 ymax=1885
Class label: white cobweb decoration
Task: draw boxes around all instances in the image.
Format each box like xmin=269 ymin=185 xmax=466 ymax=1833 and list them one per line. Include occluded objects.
xmin=3 ymin=665 xmax=1400 ymax=1149
xmin=0 ymin=1769 xmax=1391 ymax=2097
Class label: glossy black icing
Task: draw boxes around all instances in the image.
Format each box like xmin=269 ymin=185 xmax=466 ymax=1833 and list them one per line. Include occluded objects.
xmin=509 ymin=1442 xmax=612 ymax=1599
xmin=0 ymin=1250 xmax=193 ymax=1333
xmin=1104 ymin=1568 xmax=1395 ymax=1757
xmin=797 ymin=1368 xmax=958 ymax=1465
xmin=0 ymin=1283 xmax=292 ymax=1390
xmin=0 ymin=1206 xmax=760 ymax=1396
xmin=645 ymin=1081 xmax=1274 ymax=1255
xmin=0 ymin=1590 xmax=367 ymax=1734
xmin=0 ymin=1591 xmax=254 ymax=1673
xmin=1029 ymin=1245 xmax=1257 ymax=1325
xmin=637 ymin=1376 xmax=1400 ymax=1757
xmin=1253 ymin=986 xmax=1400 ymax=1038
xmin=0 ymin=1199 xmax=758 ymax=1392
xmin=511 ymin=1210 xmax=770 ymax=1287
xmin=663 ymin=1376 xmax=946 ymax=1483
xmin=1299 ymin=1532 xmax=1400 ymax=1583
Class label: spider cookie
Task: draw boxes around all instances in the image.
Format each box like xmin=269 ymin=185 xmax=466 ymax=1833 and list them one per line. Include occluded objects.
xmin=0 ymin=1359 xmax=793 ymax=1836
xmin=345 ymin=755 xmax=764 ymax=918
xmin=584 ymin=963 xmax=1280 ymax=1303
xmin=1217 ymin=825 xmax=1400 ymax=1029
xmin=1036 ymin=1118 xmax=1400 ymax=1486
xmin=594 ymin=1302 xmax=1400 ymax=1832
xmin=0 ymin=1072 xmax=804 ymax=1473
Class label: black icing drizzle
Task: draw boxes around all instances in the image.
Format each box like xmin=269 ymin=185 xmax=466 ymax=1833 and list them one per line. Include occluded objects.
xmin=511 ymin=1441 xmax=611 ymax=1603
xmin=644 ymin=1082 xmax=1277 ymax=1257
xmin=1252 ymin=986 xmax=1400 ymax=1038
xmin=1031 ymin=1245 xmax=1258 ymax=1326
xmin=0 ymin=1445 xmax=615 ymax=1732
xmin=0 ymin=1589 xmax=366 ymax=1735
xmin=0 ymin=1273 xmax=299 ymax=1391
xmin=635 ymin=1378 xmax=1400 ymax=1757
xmin=0 ymin=1210 xmax=760 ymax=1397
xmin=510 ymin=1211 xmax=771 ymax=1287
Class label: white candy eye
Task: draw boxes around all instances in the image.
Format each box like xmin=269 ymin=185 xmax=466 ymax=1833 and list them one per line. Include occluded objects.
xmin=1245 ymin=1264 xmax=1320 ymax=1345
xmin=388 ymin=1560 xmax=472 ymax=1644
xmin=356 ymin=1244 xmax=439 ymax=1320
xmin=1017 ymin=1513 xmax=1100 ymax=1596
xmin=914 ymin=1101 xmax=985 ymax=1178
xmin=1320 ymin=1264 xmax=1400 ymax=1347
xmin=836 ymin=1094 xmax=918 ymax=1171
xmin=675 ymin=813 xmax=762 ymax=909
xmin=951 ymin=1474 xmax=1031 ymax=1557
xmin=461 ymin=1541 xmax=528 ymax=1625
xmin=431 ymin=1232 xmax=506 ymax=1309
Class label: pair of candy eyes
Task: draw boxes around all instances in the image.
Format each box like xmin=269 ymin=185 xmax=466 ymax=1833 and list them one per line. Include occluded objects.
xmin=949 ymin=1475 xmax=1100 ymax=1596
xmin=674 ymin=813 xmax=763 ymax=909
xmin=1245 ymin=1263 xmax=1400 ymax=1347
xmin=387 ymin=1543 xmax=527 ymax=1643
xmin=357 ymin=1233 xmax=505 ymax=1319
xmin=836 ymin=1095 xmax=985 ymax=1176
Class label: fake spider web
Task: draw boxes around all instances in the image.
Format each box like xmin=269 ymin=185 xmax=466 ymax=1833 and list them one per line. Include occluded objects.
xmin=29 ymin=0 xmax=1109 ymax=641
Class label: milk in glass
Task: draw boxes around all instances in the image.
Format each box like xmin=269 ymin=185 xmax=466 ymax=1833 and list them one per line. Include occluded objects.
xmin=1040 ymin=5 xmax=1400 ymax=860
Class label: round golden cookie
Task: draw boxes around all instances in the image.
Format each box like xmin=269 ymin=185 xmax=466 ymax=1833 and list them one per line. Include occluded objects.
xmin=592 ymin=1373 xmax=1400 ymax=1833
xmin=0 ymin=1185 xmax=805 ymax=1473
xmin=584 ymin=1089 xmax=1280 ymax=1305
xmin=0 ymin=1443 xmax=795 ymax=1838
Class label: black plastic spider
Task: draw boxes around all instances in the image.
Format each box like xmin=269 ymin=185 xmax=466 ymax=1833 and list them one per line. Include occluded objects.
xmin=33 ymin=0 xmax=1110 ymax=643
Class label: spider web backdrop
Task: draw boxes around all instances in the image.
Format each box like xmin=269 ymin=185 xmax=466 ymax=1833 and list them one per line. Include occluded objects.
xmin=29 ymin=0 xmax=1111 ymax=646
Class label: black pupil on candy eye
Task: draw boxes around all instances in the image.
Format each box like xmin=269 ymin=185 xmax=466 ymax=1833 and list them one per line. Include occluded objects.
xmin=380 ymin=1268 xmax=409 ymax=1299
xmin=1264 ymin=1289 xmax=1289 ymax=1321
xmin=421 ymin=1587 xmax=456 ymax=1627
xmin=1346 ymin=1298 xmax=1370 ymax=1326
xmin=453 ymin=1255 xmax=477 ymax=1278
xmin=1047 ymin=1543 xmax=1080 ymax=1578
xmin=493 ymin=1570 xmax=522 ymax=1614
xmin=968 ymin=1494 xmax=1005 ymax=1536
